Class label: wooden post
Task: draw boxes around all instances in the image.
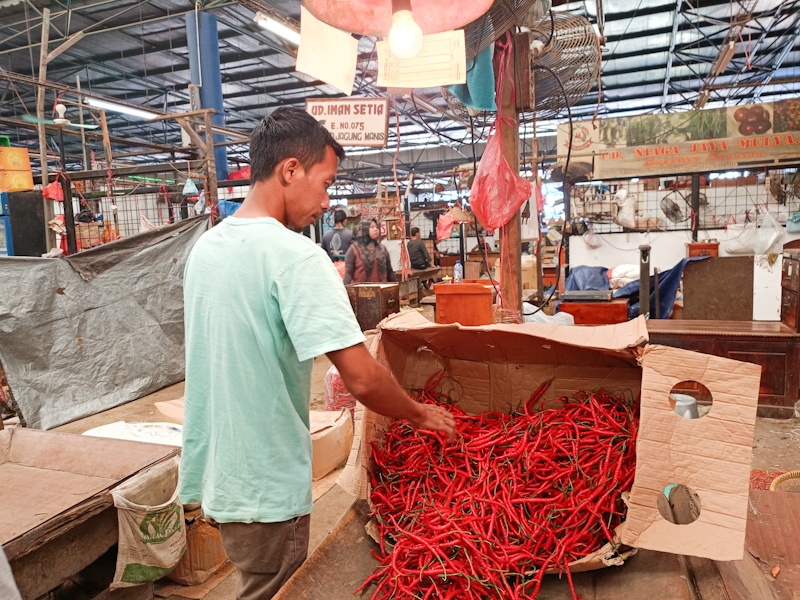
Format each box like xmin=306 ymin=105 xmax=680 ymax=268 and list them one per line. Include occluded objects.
xmin=99 ymin=110 xmax=113 ymax=167
xmin=37 ymin=8 xmax=56 ymax=250
xmin=203 ymin=110 xmax=218 ymax=205
xmin=499 ymin=36 xmax=523 ymax=319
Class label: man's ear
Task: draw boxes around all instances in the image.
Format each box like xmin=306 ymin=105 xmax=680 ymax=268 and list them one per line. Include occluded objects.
xmin=279 ymin=158 xmax=302 ymax=185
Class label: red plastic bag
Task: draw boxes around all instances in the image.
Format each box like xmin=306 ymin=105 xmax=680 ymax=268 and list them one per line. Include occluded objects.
xmin=469 ymin=126 xmax=531 ymax=229
xmin=324 ymin=365 xmax=356 ymax=419
xmin=437 ymin=213 xmax=456 ymax=243
xmin=43 ymin=180 xmax=64 ymax=202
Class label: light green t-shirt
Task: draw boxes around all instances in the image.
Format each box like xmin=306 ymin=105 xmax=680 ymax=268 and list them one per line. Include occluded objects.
xmin=179 ymin=216 xmax=365 ymax=523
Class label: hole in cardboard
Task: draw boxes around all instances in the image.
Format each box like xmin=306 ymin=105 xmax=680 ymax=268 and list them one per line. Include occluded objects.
xmin=669 ymin=381 xmax=712 ymax=419
xmin=658 ymin=484 xmax=701 ymax=524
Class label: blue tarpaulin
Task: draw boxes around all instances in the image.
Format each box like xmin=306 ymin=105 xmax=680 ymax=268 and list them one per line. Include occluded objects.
xmin=612 ymin=256 xmax=708 ymax=319
xmin=565 ymin=265 xmax=610 ymax=291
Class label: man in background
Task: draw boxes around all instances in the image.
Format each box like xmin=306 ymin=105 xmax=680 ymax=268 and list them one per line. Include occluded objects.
xmin=321 ymin=209 xmax=352 ymax=261
xmin=407 ymin=227 xmax=432 ymax=270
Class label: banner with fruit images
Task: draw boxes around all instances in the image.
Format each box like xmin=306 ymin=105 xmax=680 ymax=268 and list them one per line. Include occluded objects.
xmin=556 ymin=99 xmax=800 ymax=180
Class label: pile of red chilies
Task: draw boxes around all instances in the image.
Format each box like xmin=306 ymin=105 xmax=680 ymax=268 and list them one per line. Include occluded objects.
xmin=359 ymin=375 xmax=638 ymax=600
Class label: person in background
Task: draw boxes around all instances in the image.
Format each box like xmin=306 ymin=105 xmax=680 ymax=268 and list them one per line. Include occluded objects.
xmin=407 ymin=227 xmax=432 ymax=270
xmin=321 ymin=209 xmax=352 ymax=261
xmin=343 ymin=219 xmax=397 ymax=284
xmin=180 ymin=107 xmax=454 ymax=600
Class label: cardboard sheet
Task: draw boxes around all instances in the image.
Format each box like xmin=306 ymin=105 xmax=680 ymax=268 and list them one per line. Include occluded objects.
xmin=339 ymin=313 xmax=763 ymax=564
xmin=377 ymin=31 xmax=467 ymax=88
xmin=0 ymin=428 xmax=179 ymax=550
xmin=296 ymin=6 xmax=358 ymax=95
xmin=619 ymin=345 xmax=762 ymax=561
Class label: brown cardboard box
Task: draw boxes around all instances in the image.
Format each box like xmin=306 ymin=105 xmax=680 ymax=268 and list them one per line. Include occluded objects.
xmin=310 ymin=409 xmax=354 ymax=480
xmin=521 ymin=255 xmax=536 ymax=290
xmin=75 ymin=222 xmax=101 ymax=249
xmin=464 ymin=260 xmax=482 ymax=280
xmin=154 ymin=401 xmax=353 ymax=481
xmin=340 ymin=313 xmax=762 ymax=568
xmin=155 ymin=398 xmax=185 ymax=425
xmin=168 ymin=509 xmax=228 ymax=586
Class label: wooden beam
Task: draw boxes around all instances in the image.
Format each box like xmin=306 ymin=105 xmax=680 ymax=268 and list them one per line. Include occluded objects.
xmin=175 ymin=117 xmax=206 ymax=151
xmin=44 ymin=30 xmax=86 ymax=64
xmin=499 ymin=37 xmax=523 ymax=320
xmin=37 ymin=7 xmax=55 ymax=250
xmin=203 ymin=111 xmax=219 ymax=205
xmin=99 ymin=110 xmax=113 ymax=167
xmin=149 ymin=108 xmax=215 ymax=122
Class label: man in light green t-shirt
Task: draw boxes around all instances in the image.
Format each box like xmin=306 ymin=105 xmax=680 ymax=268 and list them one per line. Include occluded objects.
xmin=180 ymin=107 xmax=455 ymax=600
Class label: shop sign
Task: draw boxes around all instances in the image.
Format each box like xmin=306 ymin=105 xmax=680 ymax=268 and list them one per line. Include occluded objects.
xmin=557 ymin=99 xmax=800 ymax=179
xmin=306 ymin=98 xmax=389 ymax=147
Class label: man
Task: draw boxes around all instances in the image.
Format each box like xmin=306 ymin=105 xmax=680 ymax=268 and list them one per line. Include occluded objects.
xmin=179 ymin=107 xmax=455 ymax=600
xmin=321 ymin=209 xmax=352 ymax=261
xmin=407 ymin=227 xmax=432 ymax=270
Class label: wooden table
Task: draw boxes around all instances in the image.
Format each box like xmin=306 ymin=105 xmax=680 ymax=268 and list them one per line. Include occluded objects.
xmin=647 ymin=320 xmax=800 ymax=418
xmin=3 ymin=429 xmax=179 ymax=600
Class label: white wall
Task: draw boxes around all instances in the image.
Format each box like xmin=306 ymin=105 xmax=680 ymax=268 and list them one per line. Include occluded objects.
xmin=568 ymin=229 xmax=794 ymax=321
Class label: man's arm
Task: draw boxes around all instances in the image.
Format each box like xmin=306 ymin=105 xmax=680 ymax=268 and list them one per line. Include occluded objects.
xmin=343 ymin=247 xmax=356 ymax=284
xmin=327 ymin=343 xmax=455 ymax=440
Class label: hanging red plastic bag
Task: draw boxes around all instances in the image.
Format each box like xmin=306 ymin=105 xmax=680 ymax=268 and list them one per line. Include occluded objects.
xmin=43 ymin=180 xmax=64 ymax=202
xmin=469 ymin=35 xmax=532 ymax=229
xmin=437 ymin=213 xmax=456 ymax=242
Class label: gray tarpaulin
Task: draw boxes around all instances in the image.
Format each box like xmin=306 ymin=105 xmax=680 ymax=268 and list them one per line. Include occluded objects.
xmin=0 ymin=215 xmax=211 ymax=429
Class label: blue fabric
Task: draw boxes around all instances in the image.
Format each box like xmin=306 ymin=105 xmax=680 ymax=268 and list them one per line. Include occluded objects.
xmin=218 ymin=199 xmax=241 ymax=219
xmin=446 ymin=46 xmax=496 ymax=112
xmin=565 ymin=266 xmax=610 ymax=292
xmin=612 ymin=256 xmax=708 ymax=319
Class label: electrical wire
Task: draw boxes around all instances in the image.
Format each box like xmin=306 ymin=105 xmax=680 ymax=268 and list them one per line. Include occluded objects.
xmin=544 ymin=8 xmax=555 ymax=47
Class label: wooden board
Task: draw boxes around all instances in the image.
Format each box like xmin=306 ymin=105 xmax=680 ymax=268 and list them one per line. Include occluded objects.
xmin=682 ymin=257 xmax=754 ymax=320
xmin=1 ymin=428 xmax=179 ymax=560
xmin=559 ymin=300 xmax=629 ymax=325
xmin=717 ymin=490 xmax=800 ymax=599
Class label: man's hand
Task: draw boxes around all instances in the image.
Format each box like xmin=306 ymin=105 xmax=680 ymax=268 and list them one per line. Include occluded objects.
xmin=328 ymin=344 xmax=456 ymax=443
xmin=409 ymin=403 xmax=456 ymax=443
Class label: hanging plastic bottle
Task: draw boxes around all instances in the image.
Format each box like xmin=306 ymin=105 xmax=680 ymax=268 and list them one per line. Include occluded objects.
xmin=453 ymin=260 xmax=463 ymax=284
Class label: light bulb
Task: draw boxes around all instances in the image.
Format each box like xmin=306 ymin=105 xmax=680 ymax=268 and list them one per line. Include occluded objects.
xmin=388 ymin=10 xmax=423 ymax=59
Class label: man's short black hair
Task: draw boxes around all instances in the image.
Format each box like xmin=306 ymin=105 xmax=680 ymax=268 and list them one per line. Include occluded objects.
xmin=250 ymin=107 xmax=345 ymax=182
xmin=334 ymin=209 xmax=347 ymax=224
xmin=411 ymin=227 xmax=420 ymax=237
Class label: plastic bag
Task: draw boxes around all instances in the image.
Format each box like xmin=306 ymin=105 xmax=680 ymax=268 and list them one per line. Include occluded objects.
xmin=725 ymin=210 xmax=785 ymax=255
xmin=437 ymin=213 xmax=456 ymax=242
xmin=788 ymin=212 xmax=800 ymax=233
xmin=613 ymin=188 xmax=636 ymax=229
xmin=182 ymin=178 xmax=198 ymax=195
xmin=42 ymin=180 xmax=63 ymax=202
xmin=583 ymin=225 xmax=600 ymax=249
xmin=324 ymin=365 xmax=356 ymax=419
xmin=469 ymin=127 xmax=532 ymax=229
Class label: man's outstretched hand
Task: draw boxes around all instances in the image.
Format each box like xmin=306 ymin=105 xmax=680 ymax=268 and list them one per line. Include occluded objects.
xmin=409 ymin=404 xmax=457 ymax=442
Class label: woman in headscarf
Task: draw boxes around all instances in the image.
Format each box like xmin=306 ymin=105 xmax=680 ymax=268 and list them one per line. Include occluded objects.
xmin=343 ymin=219 xmax=397 ymax=284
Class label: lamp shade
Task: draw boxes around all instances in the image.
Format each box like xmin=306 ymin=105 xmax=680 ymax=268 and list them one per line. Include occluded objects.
xmin=302 ymin=0 xmax=494 ymax=37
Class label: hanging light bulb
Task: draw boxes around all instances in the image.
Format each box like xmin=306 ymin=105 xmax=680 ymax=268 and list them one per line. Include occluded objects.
xmin=388 ymin=0 xmax=423 ymax=59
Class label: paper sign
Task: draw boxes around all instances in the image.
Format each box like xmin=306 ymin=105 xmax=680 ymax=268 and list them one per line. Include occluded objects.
xmin=296 ymin=6 xmax=358 ymax=96
xmin=306 ymin=98 xmax=390 ymax=147
xmin=380 ymin=221 xmax=388 ymax=237
xmin=376 ymin=30 xmax=467 ymax=88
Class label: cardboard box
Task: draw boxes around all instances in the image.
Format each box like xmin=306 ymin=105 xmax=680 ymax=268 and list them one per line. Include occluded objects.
xmin=464 ymin=260 xmax=482 ymax=281
xmin=339 ymin=313 xmax=762 ymax=568
xmin=76 ymin=222 xmax=101 ymax=249
xmin=168 ymin=508 xmax=228 ymax=586
xmin=311 ymin=409 xmax=353 ymax=480
xmin=521 ymin=254 xmax=536 ymax=290
xmin=0 ymin=147 xmax=31 ymax=171
xmin=156 ymin=398 xmax=185 ymax=425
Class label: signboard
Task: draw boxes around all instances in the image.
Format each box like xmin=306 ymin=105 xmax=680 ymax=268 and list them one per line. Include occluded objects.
xmin=557 ymin=99 xmax=800 ymax=179
xmin=306 ymin=98 xmax=389 ymax=147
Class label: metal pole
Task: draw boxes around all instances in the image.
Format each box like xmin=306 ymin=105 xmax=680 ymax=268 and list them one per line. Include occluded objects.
xmin=639 ymin=245 xmax=651 ymax=318
xmin=58 ymin=127 xmax=78 ymax=255
xmin=691 ymin=173 xmax=700 ymax=242
xmin=75 ymin=75 xmax=89 ymax=170
xmin=459 ymin=223 xmax=466 ymax=266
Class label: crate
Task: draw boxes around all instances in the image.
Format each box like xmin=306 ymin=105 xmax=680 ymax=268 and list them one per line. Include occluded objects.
xmin=399 ymin=276 xmax=420 ymax=307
